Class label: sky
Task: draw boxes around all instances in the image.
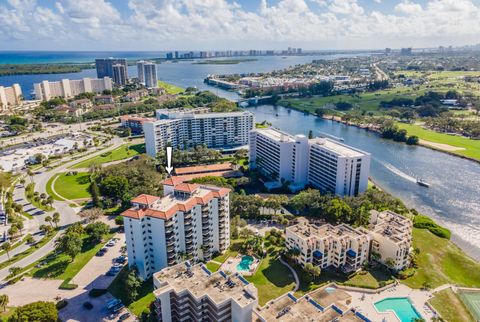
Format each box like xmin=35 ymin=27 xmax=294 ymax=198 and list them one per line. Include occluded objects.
xmin=1 ymin=0 xmax=480 ymax=51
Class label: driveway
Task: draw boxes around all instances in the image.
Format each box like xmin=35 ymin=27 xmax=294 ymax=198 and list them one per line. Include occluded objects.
xmin=1 ymin=233 xmax=131 ymax=321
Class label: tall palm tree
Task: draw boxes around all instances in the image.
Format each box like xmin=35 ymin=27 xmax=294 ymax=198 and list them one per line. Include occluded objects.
xmin=1 ymin=242 xmax=12 ymax=260
xmin=44 ymin=215 xmax=53 ymax=228
xmin=0 ymin=294 xmax=8 ymax=312
xmin=52 ymin=212 xmax=60 ymax=228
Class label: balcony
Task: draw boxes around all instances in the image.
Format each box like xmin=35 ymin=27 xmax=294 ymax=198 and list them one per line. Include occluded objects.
xmin=165 ymin=220 xmax=174 ymax=227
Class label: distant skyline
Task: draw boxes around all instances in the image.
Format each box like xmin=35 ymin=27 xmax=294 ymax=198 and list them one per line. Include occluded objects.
xmin=1 ymin=0 xmax=480 ymax=51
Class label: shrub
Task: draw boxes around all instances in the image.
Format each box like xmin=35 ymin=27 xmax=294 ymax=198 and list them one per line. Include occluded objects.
xmin=59 ymin=278 xmax=78 ymax=290
xmin=56 ymin=299 xmax=68 ymax=310
xmin=115 ymin=215 xmax=124 ymax=226
xmin=88 ymin=288 xmax=108 ymax=298
xmin=413 ymin=215 xmax=451 ymax=239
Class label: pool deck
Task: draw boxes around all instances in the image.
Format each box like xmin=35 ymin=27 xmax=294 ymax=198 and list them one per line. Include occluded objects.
xmin=346 ymin=283 xmax=436 ymax=321
xmin=221 ymin=255 xmax=259 ymax=276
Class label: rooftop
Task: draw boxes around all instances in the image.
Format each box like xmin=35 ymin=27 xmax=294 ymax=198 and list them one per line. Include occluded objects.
xmin=255 ymin=128 xmax=296 ymax=143
xmin=287 ymin=222 xmax=369 ymax=241
xmin=367 ymin=210 xmax=412 ymax=244
xmin=174 ymin=163 xmax=233 ymax=175
xmin=309 ymin=138 xmax=367 ymax=158
xmin=122 ymin=183 xmax=230 ymax=220
xmin=154 ymin=263 xmax=257 ymax=308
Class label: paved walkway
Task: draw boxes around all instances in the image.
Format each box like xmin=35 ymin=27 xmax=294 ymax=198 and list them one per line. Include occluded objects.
xmin=279 ymin=257 xmax=300 ymax=292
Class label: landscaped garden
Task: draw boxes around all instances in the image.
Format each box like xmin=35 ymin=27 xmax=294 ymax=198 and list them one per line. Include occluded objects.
xmin=71 ymin=143 xmax=145 ymax=169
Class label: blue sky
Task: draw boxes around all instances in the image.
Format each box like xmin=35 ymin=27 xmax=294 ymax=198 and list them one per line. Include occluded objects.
xmin=1 ymin=0 xmax=479 ymax=51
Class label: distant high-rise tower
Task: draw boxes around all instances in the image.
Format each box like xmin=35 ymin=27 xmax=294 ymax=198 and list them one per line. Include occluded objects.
xmin=137 ymin=61 xmax=146 ymax=83
xmin=112 ymin=64 xmax=127 ymax=85
xmin=95 ymin=58 xmax=128 ymax=84
xmin=144 ymin=62 xmax=158 ymax=88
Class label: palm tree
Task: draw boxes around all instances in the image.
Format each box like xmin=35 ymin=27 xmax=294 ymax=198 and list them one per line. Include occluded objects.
xmin=52 ymin=212 xmax=60 ymax=228
xmin=44 ymin=215 xmax=53 ymax=228
xmin=1 ymin=242 xmax=12 ymax=260
xmin=27 ymin=169 xmax=34 ymax=184
xmin=0 ymin=294 xmax=8 ymax=312
xmin=19 ymin=178 xmax=25 ymax=187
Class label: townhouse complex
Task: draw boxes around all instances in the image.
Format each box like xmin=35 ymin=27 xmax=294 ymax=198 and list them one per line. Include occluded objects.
xmin=153 ymin=262 xmax=258 ymax=322
xmin=144 ymin=108 xmax=254 ymax=157
xmin=286 ymin=210 xmax=413 ymax=272
xmin=122 ymin=179 xmax=231 ymax=279
xmin=286 ymin=222 xmax=371 ymax=272
xmin=249 ymin=128 xmax=370 ymax=196
xmin=363 ymin=210 xmax=413 ymax=271
xmin=33 ymin=77 xmax=113 ymax=101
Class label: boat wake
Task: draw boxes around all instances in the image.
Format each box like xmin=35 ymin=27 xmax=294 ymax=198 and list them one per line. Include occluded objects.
xmin=381 ymin=161 xmax=417 ymax=183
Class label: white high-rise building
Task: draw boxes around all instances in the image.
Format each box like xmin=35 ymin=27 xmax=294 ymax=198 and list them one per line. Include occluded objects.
xmin=153 ymin=262 xmax=258 ymax=322
xmin=144 ymin=109 xmax=254 ymax=157
xmin=249 ymin=128 xmax=370 ymax=196
xmin=144 ymin=62 xmax=158 ymax=88
xmin=122 ymin=179 xmax=231 ymax=279
xmin=33 ymin=77 xmax=112 ymax=101
xmin=137 ymin=60 xmax=146 ymax=83
xmin=0 ymin=84 xmax=22 ymax=110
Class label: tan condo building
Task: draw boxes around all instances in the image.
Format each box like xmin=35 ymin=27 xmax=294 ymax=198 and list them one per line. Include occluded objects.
xmin=0 ymin=84 xmax=22 ymax=110
xmin=364 ymin=210 xmax=413 ymax=271
xmin=286 ymin=222 xmax=370 ymax=272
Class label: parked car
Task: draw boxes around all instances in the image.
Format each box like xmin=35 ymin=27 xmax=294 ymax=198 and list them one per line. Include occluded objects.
xmin=118 ymin=312 xmax=131 ymax=321
xmin=106 ymin=241 xmax=116 ymax=247
xmin=83 ymin=302 xmax=93 ymax=310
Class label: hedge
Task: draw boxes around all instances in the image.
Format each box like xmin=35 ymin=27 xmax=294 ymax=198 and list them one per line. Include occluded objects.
xmin=413 ymin=215 xmax=451 ymax=239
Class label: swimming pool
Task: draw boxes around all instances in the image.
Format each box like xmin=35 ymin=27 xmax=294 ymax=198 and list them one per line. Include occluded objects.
xmin=374 ymin=297 xmax=422 ymax=322
xmin=236 ymin=255 xmax=254 ymax=272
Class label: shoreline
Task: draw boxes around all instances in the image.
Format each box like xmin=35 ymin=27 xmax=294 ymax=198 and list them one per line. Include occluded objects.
xmin=269 ymin=104 xmax=480 ymax=262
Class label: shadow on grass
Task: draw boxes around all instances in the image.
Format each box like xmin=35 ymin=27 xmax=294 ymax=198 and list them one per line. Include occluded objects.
xmin=129 ymin=143 xmax=146 ymax=154
xmin=75 ymin=174 xmax=91 ymax=185
xmin=33 ymin=258 xmax=70 ymax=278
xmin=261 ymin=258 xmax=294 ymax=288
xmin=108 ymin=267 xmax=153 ymax=306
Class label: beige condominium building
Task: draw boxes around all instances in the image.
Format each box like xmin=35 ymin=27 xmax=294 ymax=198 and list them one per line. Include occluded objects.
xmin=363 ymin=210 xmax=413 ymax=271
xmin=122 ymin=179 xmax=230 ymax=279
xmin=0 ymin=84 xmax=22 ymax=110
xmin=144 ymin=108 xmax=254 ymax=157
xmin=33 ymin=77 xmax=112 ymax=101
xmin=153 ymin=262 xmax=258 ymax=322
xmin=286 ymin=222 xmax=371 ymax=272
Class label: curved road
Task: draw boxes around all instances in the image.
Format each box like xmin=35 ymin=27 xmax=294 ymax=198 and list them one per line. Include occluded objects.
xmin=0 ymin=137 xmax=125 ymax=281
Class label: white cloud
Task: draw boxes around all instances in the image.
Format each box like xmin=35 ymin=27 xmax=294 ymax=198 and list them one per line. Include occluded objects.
xmin=395 ymin=1 xmax=423 ymax=14
xmin=1 ymin=0 xmax=480 ymax=50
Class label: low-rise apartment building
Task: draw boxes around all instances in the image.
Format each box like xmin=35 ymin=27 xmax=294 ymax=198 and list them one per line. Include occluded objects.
xmin=120 ymin=116 xmax=155 ymax=134
xmin=122 ymin=180 xmax=231 ymax=279
xmin=144 ymin=108 xmax=254 ymax=157
xmin=286 ymin=222 xmax=370 ymax=272
xmin=364 ymin=210 xmax=413 ymax=271
xmin=286 ymin=210 xmax=413 ymax=272
xmin=153 ymin=262 xmax=258 ymax=322
xmin=249 ymin=128 xmax=370 ymax=196
xmin=34 ymin=77 xmax=112 ymax=101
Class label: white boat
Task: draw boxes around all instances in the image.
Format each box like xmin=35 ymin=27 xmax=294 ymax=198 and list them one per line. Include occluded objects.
xmin=417 ymin=179 xmax=430 ymax=188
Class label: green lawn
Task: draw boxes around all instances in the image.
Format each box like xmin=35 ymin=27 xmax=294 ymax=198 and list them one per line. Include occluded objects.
xmin=245 ymin=253 xmax=296 ymax=306
xmin=402 ymin=228 xmax=480 ymax=289
xmin=429 ymin=288 xmax=474 ymax=322
xmin=71 ymin=143 xmax=145 ymax=169
xmin=396 ymin=122 xmax=480 ymax=161
xmin=157 ymin=80 xmax=184 ymax=95
xmin=205 ymin=261 xmax=221 ymax=272
xmin=0 ymin=307 xmax=15 ymax=322
xmin=32 ymin=232 xmax=113 ymax=283
xmin=51 ymin=172 xmax=92 ymax=201
xmin=108 ymin=268 xmax=155 ymax=317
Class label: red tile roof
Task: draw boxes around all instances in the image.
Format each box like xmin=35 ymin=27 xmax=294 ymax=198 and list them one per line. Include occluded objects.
xmin=174 ymin=163 xmax=233 ymax=175
xmin=131 ymin=194 xmax=160 ymax=205
xmin=162 ymin=176 xmax=185 ymax=186
xmin=174 ymin=183 xmax=200 ymax=193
